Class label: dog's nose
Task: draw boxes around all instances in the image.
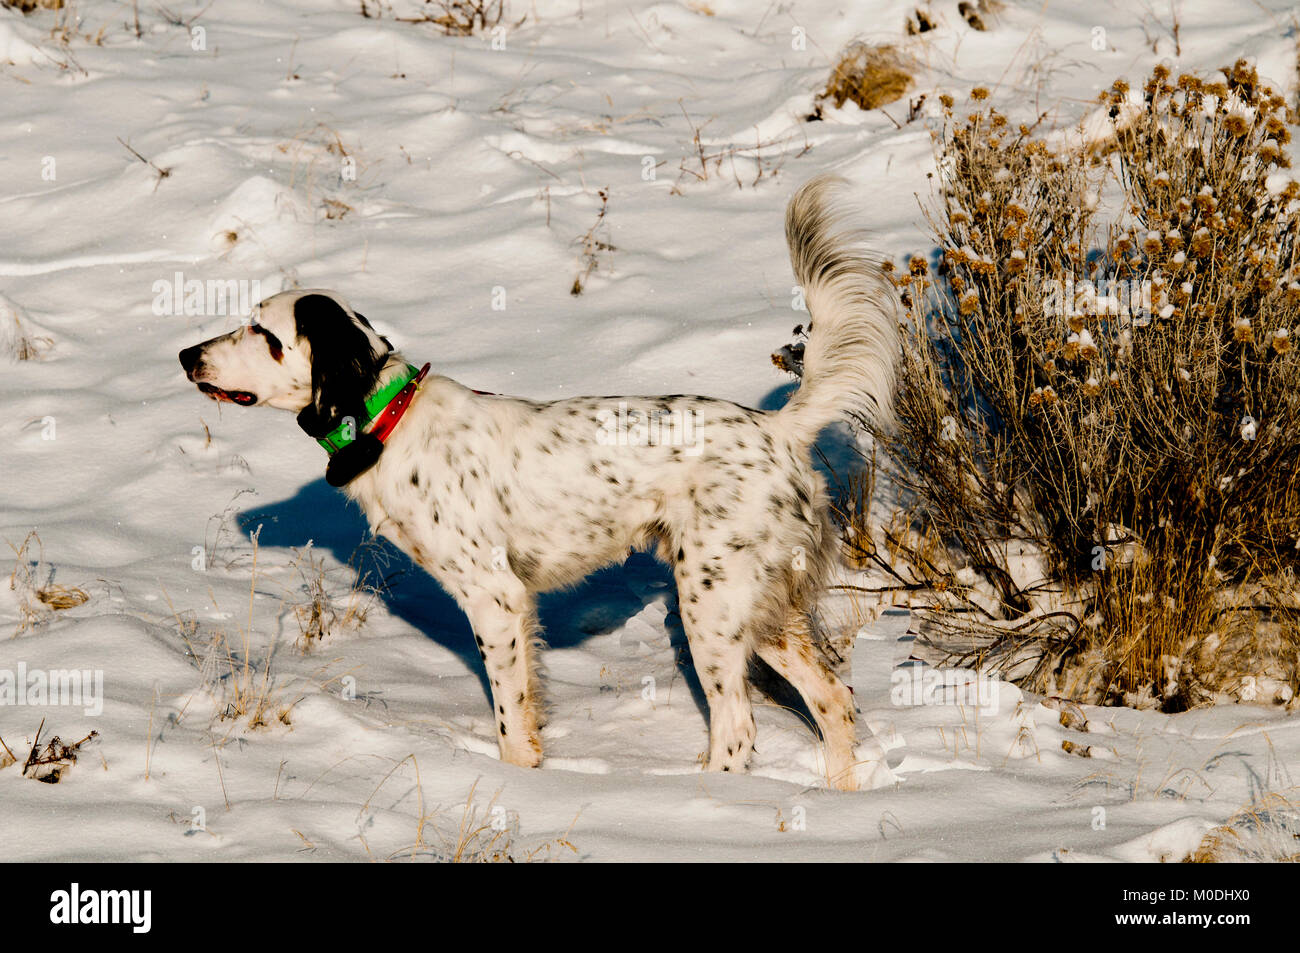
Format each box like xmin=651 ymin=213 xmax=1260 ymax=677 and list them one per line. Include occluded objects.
xmin=178 ymin=345 xmax=201 ymax=376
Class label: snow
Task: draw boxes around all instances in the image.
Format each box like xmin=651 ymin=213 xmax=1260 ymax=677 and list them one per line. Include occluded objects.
xmin=2 ymin=0 xmax=1299 ymax=861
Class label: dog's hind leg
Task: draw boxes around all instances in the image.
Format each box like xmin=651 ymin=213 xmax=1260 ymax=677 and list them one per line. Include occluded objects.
xmin=755 ymin=607 xmax=876 ymax=791
xmin=673 ymin=562 xmax=759 ymax=774
xmin=460 ymin=584 xmax=544 ymax=768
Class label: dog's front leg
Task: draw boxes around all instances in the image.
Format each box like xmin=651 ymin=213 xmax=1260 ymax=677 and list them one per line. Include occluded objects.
xmin=461 ymin=586 xmax=544 ymax=768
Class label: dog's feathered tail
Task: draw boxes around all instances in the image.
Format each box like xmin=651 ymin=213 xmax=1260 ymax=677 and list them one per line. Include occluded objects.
xmin=777 ymin=175 xmax=900 ymax=443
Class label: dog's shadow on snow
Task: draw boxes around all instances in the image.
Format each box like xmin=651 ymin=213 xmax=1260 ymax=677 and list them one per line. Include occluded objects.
xmin=236 ymin=482 xmax=706 ymax=717
xmin=236 ymin=383 xmax=863 ymax=731
xmin=758 ymin=381 xmax=865 ymax=477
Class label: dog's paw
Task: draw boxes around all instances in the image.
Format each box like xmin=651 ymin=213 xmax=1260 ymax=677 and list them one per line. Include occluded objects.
xmin=830 ymin=739 xmax=898 ymax=792
xmin=498 ymin=735 xmax=543 ymax=769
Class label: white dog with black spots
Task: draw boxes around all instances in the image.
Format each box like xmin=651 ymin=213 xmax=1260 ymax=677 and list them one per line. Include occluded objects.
xmin=179 ymin=175 xmax=900 ymax=790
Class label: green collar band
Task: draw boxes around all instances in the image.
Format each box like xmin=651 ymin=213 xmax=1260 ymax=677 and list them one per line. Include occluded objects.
xmin=317 ymin=363 xmax=420 ymax=454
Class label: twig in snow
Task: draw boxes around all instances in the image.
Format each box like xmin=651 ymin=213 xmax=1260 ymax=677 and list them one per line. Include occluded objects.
xmin=570 ymin=188 xmax=613 ymax=296
xmin=117 ymin=136 xmax=172 ymax=190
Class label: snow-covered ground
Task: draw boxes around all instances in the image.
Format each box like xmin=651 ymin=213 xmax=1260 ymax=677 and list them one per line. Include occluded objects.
xmin=3 ymin=0 xmax=1299 ymax=861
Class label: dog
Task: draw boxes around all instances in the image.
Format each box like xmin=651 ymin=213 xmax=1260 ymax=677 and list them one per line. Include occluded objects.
xmin=179 ymin=175 xmax=900 ymax=790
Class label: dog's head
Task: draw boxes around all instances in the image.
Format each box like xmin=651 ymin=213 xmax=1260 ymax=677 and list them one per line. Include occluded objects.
xmin=178 ymin=289 xmax=391 ymax=438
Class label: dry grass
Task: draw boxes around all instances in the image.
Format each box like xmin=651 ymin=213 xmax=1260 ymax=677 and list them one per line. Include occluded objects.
xmin=167 ymin=527 xmax=380 ymax=733
xmin=0 ymin=734 xmax=17 ymax=769
xmin=868 ymin=62 xmax=1300 ymax=706
xmin=671 ymin=104 xmax=812 ymax=192
xmin=439 ymin=781 xmax=520 ymax=862
xmin=168 ymin=529 xmax=295 ymax=731
xmin=4 ymin=308 xmax=53 ymax=362
xmin=275 ymin=123 xmax=363 ymax=231
xmin=815 ymin=43 xmax=913 ymax=115
xmin=1188 ymin=791 xmax=1300 ymax=862
xmin=444 ymin=784 xmax=576 ymax=863
xmin=359 ymin=768 xmax=579 ymax=863
xmin=200 ymin=489 xmax=258 ymax=572
xmin=287 ymin=544 xmax=377 ymax=653
xmin=49 ymin=0 xmax=107 ymax=46
xmin=279 ymin=122 xmax=353 ymax=172
xmin=7 ymin=531 xmax=90 ymax=636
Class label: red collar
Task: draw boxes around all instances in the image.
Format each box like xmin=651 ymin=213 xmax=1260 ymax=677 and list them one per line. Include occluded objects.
xmin=366 ymin=362 xmax=430 ymax=444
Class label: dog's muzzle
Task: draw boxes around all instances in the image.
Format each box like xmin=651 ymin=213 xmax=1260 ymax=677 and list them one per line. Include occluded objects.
xmin=179 ymin=346 xmax=257 ymax=405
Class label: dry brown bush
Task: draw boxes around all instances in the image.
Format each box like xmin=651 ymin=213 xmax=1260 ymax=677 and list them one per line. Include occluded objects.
xmin=390 ymin=0 xmax=511 ymax=35
xmin=875 ymin=62 xmax=1300 ymax=708
xmin=816 ymin=43 xmax=913 ymax=115
xmin=2 ymin=0 xmax=64 ymax=12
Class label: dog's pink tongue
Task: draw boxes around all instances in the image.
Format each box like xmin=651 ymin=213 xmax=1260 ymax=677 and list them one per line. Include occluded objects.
xmin=199 ymin=383 xmax=256 ymax=404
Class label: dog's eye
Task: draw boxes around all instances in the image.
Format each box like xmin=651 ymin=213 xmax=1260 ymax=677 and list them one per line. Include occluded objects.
xmin=249 ymin=324 xmax=285 ymax=362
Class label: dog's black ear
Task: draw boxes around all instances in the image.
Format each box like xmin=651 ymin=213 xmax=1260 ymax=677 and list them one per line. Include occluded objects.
xmin=353 ymin=311 xmax=393 ymax=352
xmin=294 ymin=294 xmax=387 ymax=439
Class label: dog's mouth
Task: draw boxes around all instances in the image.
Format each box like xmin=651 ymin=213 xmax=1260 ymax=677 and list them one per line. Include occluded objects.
xmin=197 ymin=382 xmax=258 ymax=405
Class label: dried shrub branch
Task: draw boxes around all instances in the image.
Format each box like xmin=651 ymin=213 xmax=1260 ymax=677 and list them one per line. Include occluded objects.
xmin=22 ymin=718 xmax=99 ymax=784
xmin=570 ymin=187 xmax=612 ymax=296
